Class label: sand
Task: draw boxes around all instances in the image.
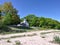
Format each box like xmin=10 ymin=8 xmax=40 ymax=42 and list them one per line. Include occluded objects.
xmin=0 ymin=29 xmax=60 ymax=45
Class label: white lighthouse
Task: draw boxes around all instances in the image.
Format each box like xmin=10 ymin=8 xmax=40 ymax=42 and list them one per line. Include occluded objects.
xmin=21 ymin=19 xmax=29 ymax=27
xmin=17 ymin=19 xmax=29 ymax=27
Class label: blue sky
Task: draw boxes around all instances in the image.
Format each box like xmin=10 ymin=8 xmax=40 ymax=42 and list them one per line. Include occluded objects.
xmin=0 ymin=0 xmax=60 ymax=21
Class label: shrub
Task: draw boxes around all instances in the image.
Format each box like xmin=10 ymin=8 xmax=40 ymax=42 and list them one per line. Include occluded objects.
xmin=7 ymin=39 xmax=11 ymax=43
xmin=0 ymin=20 xmax=11 ymax=32
xmin=0 ymin=25 xmax=11 ymax=32
xmin=54 ymin=36 xmax=60 ymax=44
xmin=55 ymin=24 xmax=60 ymax=29
xmin=15 ymin=40 xmax=21 ymax=45
xmin=27 ymin=33 xmax=37 ymax=36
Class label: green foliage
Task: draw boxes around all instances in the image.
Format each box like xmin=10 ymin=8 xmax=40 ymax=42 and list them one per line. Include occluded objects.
xmin=24 ymin=14 xmax=39 ymax=26
xmin=55 ymin=24 xmax=60 ymax=29
xmin=0 ymin=25 xmax=11 ymax=32
xmin=0 ymin=20 xmax=11 ymax=32
xmin=0 ymin=2 xmax=20 ymax=25
xmin=15 ymin=41 xmax=21 ymax=45
xmin=27 ymin=33 xmax=37 ymax=36
xmin=39 ymin=17 xmax=46 ymax=27
xmin=0 ymin=2 xmax=60 ymax=33
xmin=3 ymin=12 xmax=20 ymax=25
xmin=54 ymin=36 xmax=60 ymax=44
xmin=2 ymin=12 xmax=12 ymax=25
xmin=22 ymin=14 xmax=60 ymax=29
xmin=0 ymin=11 xmax=1 ymax=19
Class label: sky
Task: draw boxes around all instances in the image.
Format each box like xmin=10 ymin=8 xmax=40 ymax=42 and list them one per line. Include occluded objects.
xmin=0 ymin=0 xmax=60 ymax=21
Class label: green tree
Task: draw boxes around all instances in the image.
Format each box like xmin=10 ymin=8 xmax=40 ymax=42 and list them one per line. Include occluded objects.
xmin=2 ymin=2 xmax=20 ymax=25
xmin=0 ymin=5 xmax=2 ymax=20
xmin=2 ymin=12 xmax=12 ymax=25
xmin=23 ymin=15 xmax=60 ymax=29
xmin=24 ymin=14 xmax=37 ymax=26
xmin=0 ymin=10 xmax=1 ymax=19
xmin=39 ymin=17 xmax=46 ymax=27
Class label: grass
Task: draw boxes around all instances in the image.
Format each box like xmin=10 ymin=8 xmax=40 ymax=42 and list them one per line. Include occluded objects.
xmin=11 ymin=33 xmax=37 ymax=38
xmin=10 ymin=26 xmax=48 ymax=31
xmin=53 ymin=36 xmax=60 ymax=44
xmin=10 ymin=35 xmax=26 ymax=38
xmin=40 ymin=31 xmax=60 ymax=35
xmin=0 ymin=26 xmax=60 ymax=35
xmin=15 ymin=40 xmax=21 ymax=45
xmin=0 ymin=27 xmax=45 ymax=35
xmin=0 ymin=33 xmax=37 ymax=40
xmin=27 ymin=33 xmax=37 ymax=36
xmin=40 ymin=32 xmax=52 ymax=35
xmin=0 ymin=29 xmax=27 ymax=35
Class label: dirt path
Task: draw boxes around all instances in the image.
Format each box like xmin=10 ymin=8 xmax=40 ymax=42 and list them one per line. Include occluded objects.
xmin=0 ymin=29 xmax=60 ymax=45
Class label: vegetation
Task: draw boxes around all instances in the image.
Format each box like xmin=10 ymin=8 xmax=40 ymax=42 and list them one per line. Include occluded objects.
xmin=0 ymin=2 xmax=20 ymax=32
xmin=27 ymin=33 xmax=37 ymax=36
xmin=15 ymin=40 xmax=21 ymax=45
xmin=7 ymin=39 xmax=11 ymax=43
xmin=40 ymin=31 xmax=60 ymax=35
xmin=53 ymin=36 xmax=60 ymax=44
xmin=2 ymin=2 xmax=20 ymax=25
xmin=22 ymin=14 xmax=60 ymax=29
xmin=0 ymin=2 xmax=60 ymax=33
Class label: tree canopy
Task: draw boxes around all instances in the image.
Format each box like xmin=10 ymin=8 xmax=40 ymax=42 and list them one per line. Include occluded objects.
xmin=22 ymin=14 xmax=60 ymax=29
xmin=0 ymin=2 xmax=60 ymax=31
xmin=0 ymin=2 xmax=20 ymax=25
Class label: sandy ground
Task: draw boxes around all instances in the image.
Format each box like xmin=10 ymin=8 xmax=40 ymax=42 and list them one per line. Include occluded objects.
xmin=0 ymin=29 xmax=60 ymax=45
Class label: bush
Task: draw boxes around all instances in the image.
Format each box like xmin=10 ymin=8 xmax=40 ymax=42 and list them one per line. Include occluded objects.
xmin=0 ymin=25 xmax=11 ymax=32
xmin=27 ymin=33 xmax=37 ymax=36
xmin=55 ymin=24 xmax=60 ymax=29
xmin=7 ymin=39 xmax=11 ymax=43
xmin=0 ymin=22 xmax=11 ymax=32
xmin=15 ymin=40 xmax=21 ymax=45
xmin=54 ymin=36 xmax=60 ymax=44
